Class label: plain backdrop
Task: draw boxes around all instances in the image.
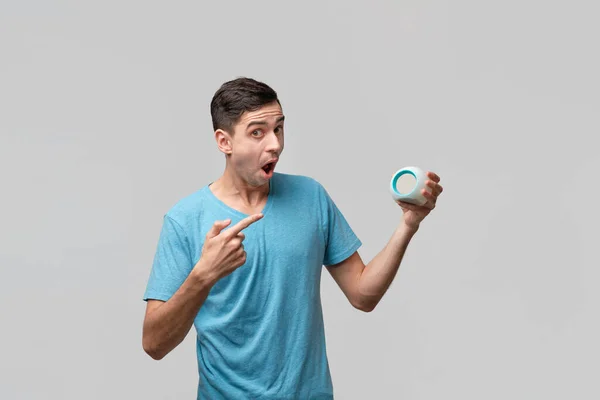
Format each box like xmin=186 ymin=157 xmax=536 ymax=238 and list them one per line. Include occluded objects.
xmin=1 ymin=1 xmax=598 ymax=399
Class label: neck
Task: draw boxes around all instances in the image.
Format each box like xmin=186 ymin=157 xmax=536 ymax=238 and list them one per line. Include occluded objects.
xmin=211 ymin=165 xmax=270 ymax=207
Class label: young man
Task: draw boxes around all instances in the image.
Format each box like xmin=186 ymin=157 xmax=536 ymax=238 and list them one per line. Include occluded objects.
xmin=142 ymin=77 xmax=443 ymax=399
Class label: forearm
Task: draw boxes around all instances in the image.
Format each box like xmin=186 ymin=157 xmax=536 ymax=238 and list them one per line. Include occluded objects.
xmin=142 ymin=265 xmax=216 ymax=360
xmin=357 ymin=222 xmax=419 ymax=308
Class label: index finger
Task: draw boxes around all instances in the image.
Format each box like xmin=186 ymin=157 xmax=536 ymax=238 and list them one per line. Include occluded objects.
xmin=225 ymin=213 xmax=264 ymax=238
xmin=426 ymin=171 xmax=440 ymax=183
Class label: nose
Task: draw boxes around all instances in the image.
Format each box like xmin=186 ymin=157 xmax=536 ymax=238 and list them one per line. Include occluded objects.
xmin=265 ymin=130 xmax=283 ymax=154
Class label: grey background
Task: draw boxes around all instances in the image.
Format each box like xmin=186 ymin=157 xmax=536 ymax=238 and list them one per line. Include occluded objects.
xmin=1 ymin=1 xmax=598 ymax=399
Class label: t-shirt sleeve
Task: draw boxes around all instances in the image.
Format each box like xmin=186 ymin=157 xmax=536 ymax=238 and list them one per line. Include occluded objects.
xmin=143 ymin=214 xmax=194 ymax=302
xmin=318 ymin=183 xmax=362 ymax=266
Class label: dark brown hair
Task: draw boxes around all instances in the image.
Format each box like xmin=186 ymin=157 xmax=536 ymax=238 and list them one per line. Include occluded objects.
xmin=210 ymin=77 xmax=280 ymax=134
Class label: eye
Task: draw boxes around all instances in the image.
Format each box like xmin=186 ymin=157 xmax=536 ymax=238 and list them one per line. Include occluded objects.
xmin=251 ymin=130 xmax=263 ymax=137
xmin=274 ymin=126 xmax=284 ymax=134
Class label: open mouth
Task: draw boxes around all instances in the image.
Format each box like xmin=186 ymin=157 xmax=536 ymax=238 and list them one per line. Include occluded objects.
xmin=262 ymin=161 xmax=276 ymax=175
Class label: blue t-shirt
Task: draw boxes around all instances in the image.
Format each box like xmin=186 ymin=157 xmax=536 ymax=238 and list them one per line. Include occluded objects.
xmin=143 ymin=172 xmax=362 ymax=399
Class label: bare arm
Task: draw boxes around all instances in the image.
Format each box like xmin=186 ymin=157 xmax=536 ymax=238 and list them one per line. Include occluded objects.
xmin=142 ymin=266 xmax=215 ymax=360
xmin=142 ymin=213 xmax=263 ymax=360
xmin=327 ymin=170 xmax=443 ymax=312
xmin=326 ymin=222 xmax=418 ymax=312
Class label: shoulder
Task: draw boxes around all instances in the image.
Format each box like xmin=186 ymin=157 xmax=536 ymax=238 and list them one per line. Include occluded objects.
xmin=272 ymin=172 xmax=336 ymax=216
xmin=273 ymin=171 xmax=326 ymax=195
xmin=161 ymin=185 xmax=212 ymax=231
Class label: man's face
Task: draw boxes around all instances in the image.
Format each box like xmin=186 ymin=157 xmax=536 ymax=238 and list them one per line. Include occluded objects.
xmin=220 ymin=101 xmax=285 ymax=187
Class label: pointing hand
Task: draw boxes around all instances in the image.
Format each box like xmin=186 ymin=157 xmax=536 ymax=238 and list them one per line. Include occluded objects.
xmin=196 ymin=213 xmax=264 ymax=282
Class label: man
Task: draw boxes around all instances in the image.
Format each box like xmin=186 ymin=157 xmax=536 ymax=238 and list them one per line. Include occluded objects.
xmin=142 ymin=77 xmax=443 ymax=399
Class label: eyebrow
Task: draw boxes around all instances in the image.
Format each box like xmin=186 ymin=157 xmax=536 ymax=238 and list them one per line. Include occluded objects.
xmin=246 ymin=115 xmax=285 ymax=129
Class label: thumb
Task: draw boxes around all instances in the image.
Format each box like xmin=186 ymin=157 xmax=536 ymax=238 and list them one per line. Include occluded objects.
xmin=207 ymin=219 xmax=231 ymax=238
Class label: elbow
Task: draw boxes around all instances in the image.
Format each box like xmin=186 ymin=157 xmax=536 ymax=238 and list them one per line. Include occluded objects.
xmin=355 ymin=303 xmax=376 ymax=313
xmin=352 ymin=297 xmax=378 ymax=313
xmin=146 ymin=349 xmax=165 ymax=361
xmin=144 ymin=345 xmax=165 ymax=361
xmin=143 ymin=337 xmax=166 ymax=360
xmin=143 ymin=344 xmax=162 ymax=360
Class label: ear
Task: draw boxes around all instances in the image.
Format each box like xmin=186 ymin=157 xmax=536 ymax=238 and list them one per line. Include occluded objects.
xmin=215 ymin=129 xmax=233 ymax=155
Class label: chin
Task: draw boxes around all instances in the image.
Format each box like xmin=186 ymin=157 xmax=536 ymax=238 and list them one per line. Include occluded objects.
xmin=246 ymin=174 xmax=268 ymax=188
